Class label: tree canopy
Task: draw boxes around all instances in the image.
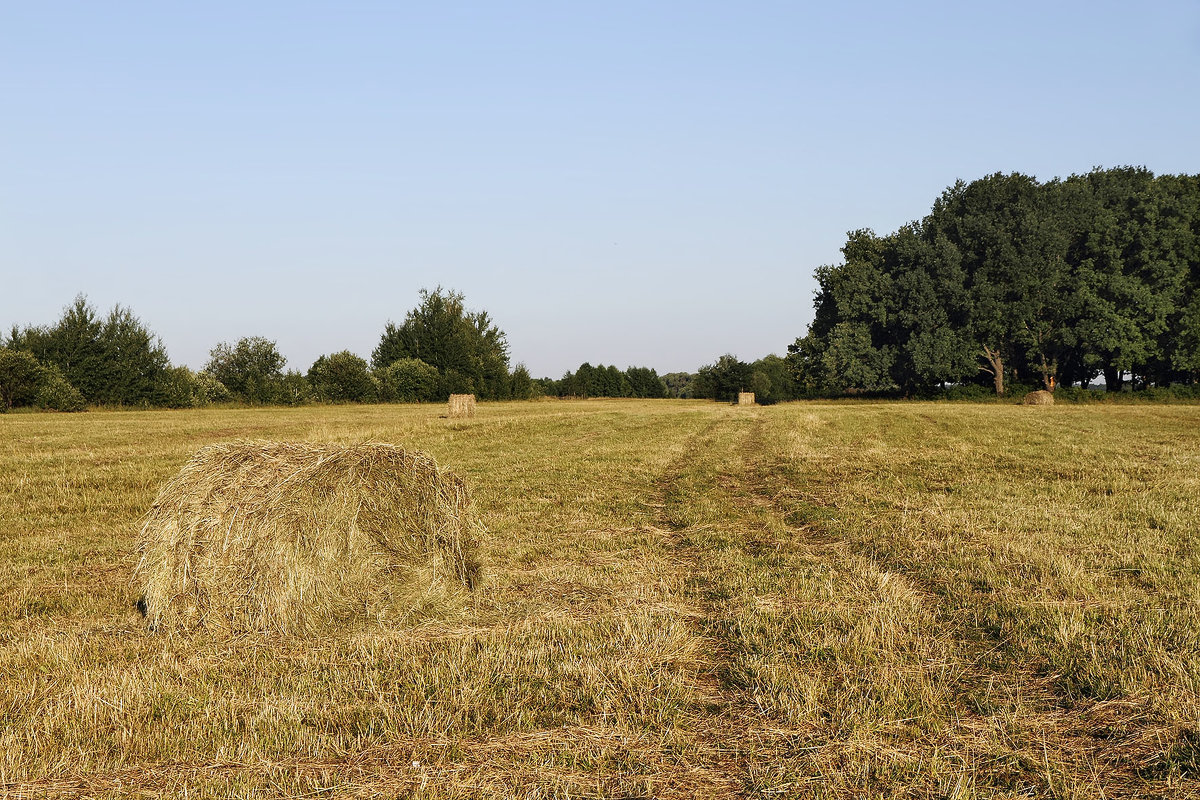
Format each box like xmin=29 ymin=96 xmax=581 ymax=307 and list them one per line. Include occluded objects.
xmin=308 ymin=351 xmax=377 ymax=403
xmin=546 ymin=363 xmax=666 ymax=398
xmin=372 ymin=288 xmax=512 ymax=400
xmin=204 ymin=337 xmax=287 ymax=404
xmin=790 ymin=168 xmax=1200 ymax=394
xmin=8 ymin=296 xmax=169 ymax=406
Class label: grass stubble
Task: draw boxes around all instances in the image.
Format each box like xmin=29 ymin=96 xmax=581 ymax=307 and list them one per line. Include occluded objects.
xmin=0 ymin=400 xmax=1197 ymax=798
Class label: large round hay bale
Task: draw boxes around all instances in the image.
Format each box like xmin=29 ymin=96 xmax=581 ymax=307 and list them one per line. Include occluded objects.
xmin=1022 ymin=390 xmax=1055 ymax=405
xmin=133 ymin=441 xmax=483 ymax=634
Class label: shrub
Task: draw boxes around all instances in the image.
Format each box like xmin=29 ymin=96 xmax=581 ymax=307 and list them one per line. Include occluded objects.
xmin=196 ymin=372 xmax=233 ymax=404
xmin=154 ymin=366 xmax=208 ymax=408
xmin=308 ymin=351 xmax=377 ymax=403
xmin=376 ymin=358 xmax=439 ymax=403
xmin=35 ymin=365 xmax=86 ymax=412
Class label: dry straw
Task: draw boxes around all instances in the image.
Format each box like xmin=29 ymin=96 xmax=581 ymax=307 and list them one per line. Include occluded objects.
xmin=133 ymin=441 xmax=483 ymax=634
xmin=737 ymin=392 xmax=756 ymax=406
xmin=1022 ymin=389 xmax=1055 ymax=405
xmin=449 ymin=393 xmax=476 ymax=418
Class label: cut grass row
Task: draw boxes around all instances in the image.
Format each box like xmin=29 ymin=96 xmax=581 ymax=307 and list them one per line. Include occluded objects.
xmin=1 ymin=400 xmax=1197 ymax=797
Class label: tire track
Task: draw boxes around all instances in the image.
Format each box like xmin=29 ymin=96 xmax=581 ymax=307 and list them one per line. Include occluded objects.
xmin=733 ymin=414 xmax=1185 ymax=798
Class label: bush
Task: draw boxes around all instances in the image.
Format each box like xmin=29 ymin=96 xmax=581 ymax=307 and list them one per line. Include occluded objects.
xmin=153 ymin=366 xmax=206 ymax=408
xmin=1053 ymin=386 xmax=1107 ymax=404
xmin=196 ymin=372 xmax=233 ymax=404
xmin=35 ymin=364 xmax=86 ymax=412
xmin=308 ymin=351 xmax=377 ymax=403
xmin=376 ymin=358 xmax=439 ymax=403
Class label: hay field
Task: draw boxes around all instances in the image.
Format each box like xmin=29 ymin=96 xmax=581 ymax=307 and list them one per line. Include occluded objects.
xmin=1 ymin=400 xmax=1199 ymax=798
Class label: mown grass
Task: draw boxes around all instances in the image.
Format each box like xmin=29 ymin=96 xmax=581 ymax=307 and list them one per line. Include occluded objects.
xmin=1 ymin=400 xmax=1198 ymax=798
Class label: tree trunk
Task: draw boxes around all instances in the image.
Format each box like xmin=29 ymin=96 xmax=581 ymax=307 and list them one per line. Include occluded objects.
xmin=1103 ymin=367 xmax=1124 ymax=391
xmin=981 ymin=346 xmax=1005 ymax=395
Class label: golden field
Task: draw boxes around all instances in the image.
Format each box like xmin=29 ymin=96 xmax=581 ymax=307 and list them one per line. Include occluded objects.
xmin=1 ymin=399 xmax=1198 ymax=798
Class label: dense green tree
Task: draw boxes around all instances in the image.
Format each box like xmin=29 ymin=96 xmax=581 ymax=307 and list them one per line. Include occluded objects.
xmin=375 ymin=358 xmax=439 ymax=402
xmin=151 ymin=366 xmax=233 ymax=408
xmin=204 ymin=337 xmax=286 ymax=404
xmin=788 ymin=230 xmax=902 ymax=393
xmin=748 ymin=355 xmax=796 ymax=404
xmin=534 ymin=376 xmax=561 ymax=397
xmin=372 ymin=288 xmax=511 ymax=401
xmin=624 ymin=366 xmax=666 ymax=398
xmin=308 ymin=351 xmax=377 ymax=403
xmin=153 ymin=366 xmax=205 ymax=409
xmin=276 ymin=370 xmax=314 ymax=406
xmin=792 ymin=168 xmax=1200 ymax=395
xmin=9 ymin=296 xmax=104 ymax=399
xmin=9 ymin=296 xmax=170 ymax=402
xmin=0 ymin=349 xmax=45 ymax=410
xmin=1173 ymin=296 xmax=1200 ymax=380
xmin=694 ymin=354 xmax=753 ymax=402
xmin=34 ymin=363 xmax=86 ymax=411
xmin=595 ymin=365 xmax=626 ymax=397
xmin=662 ymin=372 xmax=694 ymax=398
xmin=554 ymin=363 xmax=665 ymax=398
xmin=510 ymin=363 xmax=537 ymax=400
xmin=925 ymin=172 xmax=1075 ymax=392
xmin=571 ymin=363 xmax=597 ymax=397
xmin=96 ymin=305 xmax=171 ymax=405
xmin=10 ymin=296 xmax=169 ymax=405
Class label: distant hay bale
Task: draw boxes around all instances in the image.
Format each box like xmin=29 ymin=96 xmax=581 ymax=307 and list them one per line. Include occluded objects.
xmin=133 ymin=441 xmax=483 ymax=634
xmin=448 ymin=393 xmax=476 ymax=418
xmin=737 ymin=392 xmax=756 ymax=406
xmin=1023 ymin=390 xmax=1055 ymax=406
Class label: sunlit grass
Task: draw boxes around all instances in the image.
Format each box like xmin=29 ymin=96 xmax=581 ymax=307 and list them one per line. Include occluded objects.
xmin=1 ymin=400 xmax=1198 ymax=797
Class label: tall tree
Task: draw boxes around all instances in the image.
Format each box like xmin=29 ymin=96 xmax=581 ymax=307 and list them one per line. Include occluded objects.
xmin=624 ymin=366 xmax=667 ymax=398
xmin=375 ymin=358 xmax=439 ymax=402
xmin=372 ymin=288 xmax=511 ymax=400
xmin=11 ymin=296 xmax=105 ymax=400
xmin=792 ymin=167 xmax=1200 ymax=395
xmin=10 ymin=296 xmax=168 ymax=405
xmin=925 ymin=173 xmax=1073 ymax=392
xmin=97 ymin=305 xmax=171 ymax=405
xmin=694 ymin=354 xmax=753 ymax=402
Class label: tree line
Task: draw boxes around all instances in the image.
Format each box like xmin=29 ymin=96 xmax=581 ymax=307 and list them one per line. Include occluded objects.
xmin=538 ymin=363 xmax=669 ymax=399
xmin=0 ymin=289 xmax=532 ymax=411
xmin=2 ymin=289 xmax=801 ymax=412
xmin=19 ymin=168 xmax=1185 ymax=411
xmin=533 ymin=353 xmax=799 ymax=404
xmin=789 ymin=167 xmax=1200 ymax=395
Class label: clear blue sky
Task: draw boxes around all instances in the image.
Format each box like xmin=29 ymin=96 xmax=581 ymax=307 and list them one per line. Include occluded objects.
xmin=3 ymin=1 xmax=1198 ymax=378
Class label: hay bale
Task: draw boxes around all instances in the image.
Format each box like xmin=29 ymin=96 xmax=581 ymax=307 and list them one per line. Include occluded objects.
xmin=448 ymin=393 xmax=476 ymax=418
xmin=737 ymin=392 xmax=756 ymax=406
xmin=133 ymin=441 xmax=483 ymax=634
xmin=1022 ymin=390 xmax=1055 ymax=405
